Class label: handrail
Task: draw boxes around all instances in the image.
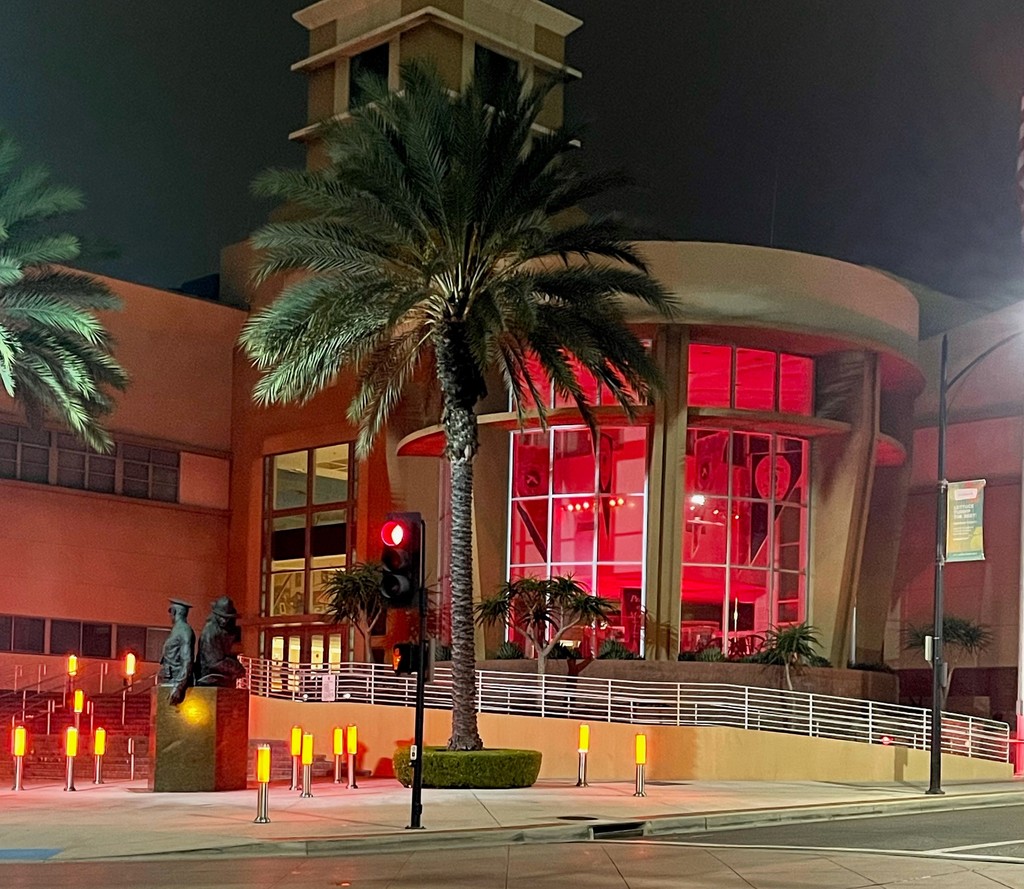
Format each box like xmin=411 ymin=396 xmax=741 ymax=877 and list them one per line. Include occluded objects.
xmin=240 ymin=657 xmax=1011 ymax=764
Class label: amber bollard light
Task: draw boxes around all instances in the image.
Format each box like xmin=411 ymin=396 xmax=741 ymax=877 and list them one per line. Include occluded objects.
xmin=633 ymin=733 xmax=647 ymax=798
xmin=576 ymin=724 xmax=590 ymax=788
xmin=300 ymin=732 xmax=314 ymax=798
xmin=333 ymin=727 xmax=344 ymax=784
xmin=93 ymin=727 xmax=106 ymax=785
xmin=64 ymin=726 xmax=79 ymax=792
xmin=346 ymin=724 xmax=358 ymax=789
xmin=11 ymin=725 xmax=27 ymax=791
xmin=254 ymin=744 xmax=271 ymax=823
xmin=73 ymin=689 xmax=84 ymax=732
xmin=289 ymin=724 xmax=302 ymax=791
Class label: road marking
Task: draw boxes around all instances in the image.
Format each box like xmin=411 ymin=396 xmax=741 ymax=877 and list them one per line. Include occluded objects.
xmin=613 ymin=839 xmax=1024 ymax=866
xmin=935 ymin=839 xmax=1024 ymax=853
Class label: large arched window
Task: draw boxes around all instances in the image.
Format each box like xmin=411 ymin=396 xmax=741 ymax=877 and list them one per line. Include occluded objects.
xmin=508 ymin=425 xmax=648 ymax=653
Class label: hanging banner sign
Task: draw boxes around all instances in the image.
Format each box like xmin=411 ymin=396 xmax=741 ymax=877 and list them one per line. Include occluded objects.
xmin=946 ymin=479 xmax=986 ymax=562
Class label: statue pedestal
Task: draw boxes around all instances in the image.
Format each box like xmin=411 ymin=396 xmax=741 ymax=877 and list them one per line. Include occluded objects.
xmin=149 ymin=685 xmax=249 ymax=792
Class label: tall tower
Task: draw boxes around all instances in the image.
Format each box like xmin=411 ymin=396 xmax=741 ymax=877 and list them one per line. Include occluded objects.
xmin=290 ymin=0 xmax=582 ymax=167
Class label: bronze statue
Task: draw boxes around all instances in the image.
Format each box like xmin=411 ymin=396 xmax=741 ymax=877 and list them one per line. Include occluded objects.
xmin=159 ymin=599 xmax=195 ymax=705
xmin=196 ymin=596 xmax=245 ymax=687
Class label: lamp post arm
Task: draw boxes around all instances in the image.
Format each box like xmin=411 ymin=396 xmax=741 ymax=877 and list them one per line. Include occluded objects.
xmin=946 ymin=331 xmax=1024 ymax=390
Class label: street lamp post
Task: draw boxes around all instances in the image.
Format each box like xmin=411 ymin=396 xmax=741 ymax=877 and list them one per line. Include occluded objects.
xmin=928 ymin=335 xmax=949 ymax=795
xmin=929 ymin=329 xmax=1023 ymax=795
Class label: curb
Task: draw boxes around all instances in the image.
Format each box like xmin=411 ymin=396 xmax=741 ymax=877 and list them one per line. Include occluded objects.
xmin=78 ymin=788 xmax=1024 ymax=861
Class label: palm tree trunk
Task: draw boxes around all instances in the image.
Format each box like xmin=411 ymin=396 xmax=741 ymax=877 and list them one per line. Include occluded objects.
xmin=437 ymin=325 xmax=483 ymax=751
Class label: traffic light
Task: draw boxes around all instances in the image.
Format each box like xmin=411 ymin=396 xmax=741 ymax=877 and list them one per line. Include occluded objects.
xmin=392 ymin=642 xmax=418 ymax=675
xmin=379 ymin=512 xmax=423 ymax=608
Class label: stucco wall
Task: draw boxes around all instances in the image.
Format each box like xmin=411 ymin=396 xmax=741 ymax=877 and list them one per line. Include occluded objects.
xmin=249 ymin=697 xmax=1010 ymax=783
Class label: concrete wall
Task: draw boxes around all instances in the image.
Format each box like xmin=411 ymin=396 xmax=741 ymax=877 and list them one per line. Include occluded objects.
xmin=249 ymin=697 xmax=1011 ymax=783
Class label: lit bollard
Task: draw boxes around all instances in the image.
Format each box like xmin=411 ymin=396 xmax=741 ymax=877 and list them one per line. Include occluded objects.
xmin=289 ymin=725 xmax=302 ymax=792
xmin=333 ymin=726 xmax=344 ymax=784
xmin=93 ymin=727 xmax=106 ymax=785
xmin=128 ymin=737 xmax=136 ymax=781
xmin=300 ymin=732 xmax=314 ymax=798
xmin=73 ymin=689 xmax=84 ymax=731
xmin=576 ymin=724 xmax=590 ymax=788
xmin=64 ymin=726 xmax=79 ymax=792
xmin=346 ymin=724 xmax=358 ymax=789
xmin=11 ymin=725 xmax=26 ymax=791
xmin=254 ymin=744 xmax=271 ymax=824
xmin=633 ymin=733 xmax=647 ymax=798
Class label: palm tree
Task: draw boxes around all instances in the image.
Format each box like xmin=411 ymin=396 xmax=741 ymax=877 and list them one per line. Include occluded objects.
xmin=0 ymin=130 xmax=127 ymax=451
xmin=322 ymin=562 xmax=385 ymax=663
xmin=240 ymin=63 xmax=674 ymax=750
xmin=760 ymin=622 xmax=822 ymax=692
xmin=906 ymin=615 xmax=992 ymax=707
xmin=476 ymin=574 xmax=617 ymax=674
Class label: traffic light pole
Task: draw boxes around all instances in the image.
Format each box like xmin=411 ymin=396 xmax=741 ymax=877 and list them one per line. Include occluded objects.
xmin=408 ymin=580 xmax=427 ymax=830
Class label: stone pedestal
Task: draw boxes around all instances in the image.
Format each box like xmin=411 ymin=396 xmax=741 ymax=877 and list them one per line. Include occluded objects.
xmin=149 ymin=685 xmax=249 ymax=792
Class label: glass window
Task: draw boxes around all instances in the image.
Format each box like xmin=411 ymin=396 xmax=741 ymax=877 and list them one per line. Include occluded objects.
xmin=734 ymin=349 xmax=777 ymax=411
xmin=117 ymin=625 xmax=147 ymax=659
xmin=681 ymin=429 xmax=809 ymax=655
xmin=780 ymin=354 xmax=814 ymax=415
xmin=508 ymin=424 xmax=649 ymax=655
xmin=688 ymin=344 xmax=814 ymax=417
xmin=687 ymin=344 xmax=732 ymax=407
xmin=0 ymin=615 xmax=11 ymax=651
xmin=273 ymin=451 xmax=308 ymax=510
xmin=350 ymin=43 xmax=389 ymax=109
xmin=82 ymin=622 xmax=113 ymax=658
xmin=145 ymin=628 xmax=170 ymax=663
xmin=263 ymin=443 xmax=357 ymax=618
xmin=313 ymin=444 xmax=350 ymax=504
xmin=474 ymin=45 xmax=518 ymax=106
xmin=49 ymin=619 xmax=81 ymax=655
xmin=12 ymin=616 xmax=45 ymax=653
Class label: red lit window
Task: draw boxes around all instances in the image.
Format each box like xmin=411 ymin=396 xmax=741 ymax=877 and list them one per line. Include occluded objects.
xmin=687 ymin=344 xmax=814 ymax=417
xmin=681 ymin=428 xmax=808 ymax=655
xmin=779 ymin=354 xmax=814 ymax=414
xmin=509 ymin=425 xmax=649 ymax=655
xmin=735 ymin=349 xmax=777 ymax=411
xmin=687 ymin=344 xmax=732 ymax=407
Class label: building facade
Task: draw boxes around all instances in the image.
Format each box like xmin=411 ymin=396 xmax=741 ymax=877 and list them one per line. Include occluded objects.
xmin=0 ymin=0 xmax=1018 ymax=721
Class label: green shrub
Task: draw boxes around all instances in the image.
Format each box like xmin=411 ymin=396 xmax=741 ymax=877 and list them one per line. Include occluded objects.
xmin=677 ymin=651 xmax=697 ymax=662
xmin=697 ymin=646 xmax=725 ymax=662
xmin=597 ymin=639 xmax=636 ymax=660
xmin=808 ymin=654 xmax=832 ymax=668
xmin=393 ymin=746 xmax=542 ymax=789
xmin=433 ymin=643 xmax=452 ymax=662
xmin=547 ymin=642 xmax=577 ymax=660
xmin=495 ymin=641 xmax=524 ymax=659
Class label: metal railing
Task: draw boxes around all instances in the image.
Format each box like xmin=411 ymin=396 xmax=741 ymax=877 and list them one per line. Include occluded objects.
xmin=242 ymin=657 xmax=1010 ymax=763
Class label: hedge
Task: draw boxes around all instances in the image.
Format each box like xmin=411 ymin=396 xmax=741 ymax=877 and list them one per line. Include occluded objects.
xmin=393 ymin=746 xmax=542 ymax=789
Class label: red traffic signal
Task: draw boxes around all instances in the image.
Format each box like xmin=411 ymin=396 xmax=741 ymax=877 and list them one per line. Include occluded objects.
xmin=379 ymin=512 xmax=423 ymax=608
xmin=381 ymin=520 xmax=406 ymax=548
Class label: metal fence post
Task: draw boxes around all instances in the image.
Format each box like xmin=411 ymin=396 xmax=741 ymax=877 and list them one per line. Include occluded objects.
xmin=808 ymin=695 xmax=814 ymax=737
xmin=676 ymin=684 xmax=682 ymax=726
xmin=744 ymin=687 xmax=749 ymax=730
xmin=867 ymin=701 xmax=874 ymax=743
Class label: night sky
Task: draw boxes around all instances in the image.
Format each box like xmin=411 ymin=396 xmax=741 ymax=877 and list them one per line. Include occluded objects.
xmin=3 ymin=1 xmax=1024 ymax=306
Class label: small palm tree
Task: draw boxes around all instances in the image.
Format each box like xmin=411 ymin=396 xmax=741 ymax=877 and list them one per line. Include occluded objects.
xmin=0 ymin=130 xmax=127 ymax=451
xmin=905 ymin=615 xmax=992 ymax=708
xmin=760 ymin=622 xmax=822 ymax=691
xmin=476 ymin=575 xmax=617 ymax=674
xmin=241 ymin=63 xmax=673 ymax=750
xmin=322 ymin=562 xmax=385 ymax=663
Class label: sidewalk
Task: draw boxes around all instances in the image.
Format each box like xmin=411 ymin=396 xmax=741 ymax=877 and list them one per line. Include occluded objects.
xmin=0 ymin=774 xmax=1023 ymax=861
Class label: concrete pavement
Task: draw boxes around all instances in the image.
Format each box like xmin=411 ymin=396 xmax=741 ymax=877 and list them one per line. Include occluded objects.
xmin=1 ymin=774 xmax=1024 ymax=862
